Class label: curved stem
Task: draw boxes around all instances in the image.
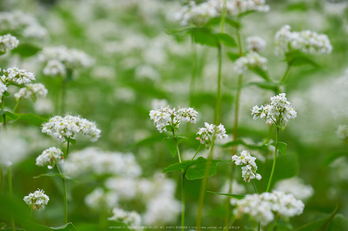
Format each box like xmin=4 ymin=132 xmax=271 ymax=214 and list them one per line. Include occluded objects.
xmin=191 ymin=144 xmax=201 ymax=160
xmin=276 ymin=63 xmax=292 ymax=94
xmin=266 ymin=127 xmax=279 ymax=192
xmin=12 ymin=100 xmax=20 ymax=113
xmin=231 ymin=74 xmax=243 ymax=155
xmin=252 ymin=179 xmax=258 ymax=194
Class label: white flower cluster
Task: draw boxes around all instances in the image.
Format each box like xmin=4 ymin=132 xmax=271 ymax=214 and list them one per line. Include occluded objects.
xmin=275 ymin=177 xmax=314 ymax=201
xmin=246 ymin=36 xmax=266 ymax=53
xmin=42 ymin=115 xmax=101 ymax=142
xmin=14 ymin=83 xmax=48 ymax=100
xmin=36 ymin=147 xmax=64 ymax=169
xmin=0 ymin=129 xmax=28 ymax=166
xmin=232 ymin=150 xmax=262 ymax=182
xmin=210 ymin=0 xmax=270 ymax=17
xmin=62 ymin=147 xmax=142 ymax=178
xmin=196 ymin=122 xmax=228 ymax=149
xmin=85 ymin=188 xmax=118 ymax=211
xmin=174 ymin=1 xmax=218 ymax=26
xmin=336 ymin=124 xmax=348 ymax=142
xmin=38 ymin=46 xmax=94 ymax=76
xmin=175 ymin=0 xmax=269 ymax=26
xmin=0 ymin=34 xmax=19 ymax=53
xmin=251 ymin=93 xmax=297 ymax=127
xmin=23 ymin=189 xmax=49 ymax=210
xmin=0 ymin=11 xmax=48 ymax=40
xmin=234 ymin=51 xmax=268 ymax=74
xmin=149 ymin=106 xmax=198 ymax=133
xmin=234 ymin=191 xmax=304 ymax=226
xmin=1 ymin=67 xmax=35 ymax=85
xmin=0 ymin=81 xmax=7 ymax=103
xmin=275 ymin=25 xmax=332 ymax=56
xmin=108 ymin=207 xmax=141 ymax=227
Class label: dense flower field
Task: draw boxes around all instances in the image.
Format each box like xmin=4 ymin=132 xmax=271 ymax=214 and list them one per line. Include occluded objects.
xmin=0 ymin=0 xmax=347 ymax=231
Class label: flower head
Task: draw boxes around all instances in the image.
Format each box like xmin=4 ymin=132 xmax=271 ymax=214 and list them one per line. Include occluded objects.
xmin=232 ymin=150 xmax=261 ymax=182
xmin=196 ymin=122 xmax=228 ymax=149
xmin=42 ymin=115 xmax=101 ymax=142
xmin=1 ymin=67 xmax=35 ymax=85
xmin=14 ymin=83 xmax=48 ymax=101
xmin=175 ymin=1 xmax=218 ymax=26
xmin=108 ymin=207 xmax=141 ymax=226
xmin=0 ymin=81 xmax=7 ymax=103
xmin=234 ymin=51 xmax=268 ymax=74
xmin=36 ymin=147 xmax=63 ymax=169
xmin=23 ymin=189 xmax=49 ymax=210
xmin=251 ymin=93 xmax=297 ymax=128
xmin=246 ymin=36 xmax=266 ymax=52
xmin=85 ymin=188 xmax=118 ymax=211
xmin=0 ymin=34 xmax=19 ymax=53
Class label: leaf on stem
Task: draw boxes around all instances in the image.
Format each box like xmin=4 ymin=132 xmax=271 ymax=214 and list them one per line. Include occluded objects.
xmin=3 ymin=92 xmax=10 ymax=97
xmin=207 ymin=191 xmax=245 ymax=200
xmin=17 ymin=113 xmax=48 ymax=126
xmin=162 ymin=136 xmax=187 ymax=158
xmin=189 ymin=28 xmax=218 ymax=47
xmin=33 ymin=173 xmax=78 ymax=183
xmin=268 ymin=141 xmax=287 ymax=155
xmin=11 ymin=43 xmax=41 ymax=57
xmin=227 ymin=52 xmax=240 ymax=61
xmin=250 ymin=66 xmax=271 ymax=82
xmin=0 ymin=110 xmax=20 ymax=122
xmin=285 ymin=51 xmax=321 ymax=67
xmin=216 ymin=33 xmax=237 ymax=47
xmin=220 ymin=139 xmax=269 ymax=151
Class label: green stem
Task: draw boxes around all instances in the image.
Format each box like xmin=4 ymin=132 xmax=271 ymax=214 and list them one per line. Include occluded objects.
xmin=181 ymin=173 xmax=185 ymax=231
xmin=266 ymin=127 xmax=279 ymax=192
xmin=236 ymin=29 xmax=243 ymax=57
xmin=57 ymin=164 xmax=67 ymax=224
xmin=214 ymin=44 xmax=222 ymax=125
xmin=189 ymin=34 xmax=197 ymax=107
xmin=61 ymin=78 xmax=66 ymax=115
xmin=252 ymin=179 xmax=258 ymax=194
xmin=231 ymin=74 xmax=243 ymax=155
xmin=0 ymin=165 xmax=2 ymax=193
xmin=2 ymin=96 xmax=7 ymax=131
xmin=8 ymin=166 xmax=15 ymax=231
xmin=276 ymin=63 xmax=292 ymax=94
xmin=219 ymin=0 xmax=227 ymax=33
xmin=29 ymin=206 xmax=33 ymax=220
xmin=13 ymin=100 xmax=20 ymax=113
xmin=191 ymin=144 xmax=201 ymax=160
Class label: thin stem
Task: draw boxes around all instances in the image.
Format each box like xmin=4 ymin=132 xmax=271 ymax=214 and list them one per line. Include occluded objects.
xmin=8 ymin=166 xmax=15 ymax=231
xmin=236 ymin=29 xmax=243 ymax=57
xmin=219 ymin=0 xmax=227 ymax=33
xmin=252 ymin=179 xmax=258 ymax=194
xmin=57 ymin=164 xmax=67 ymax=224
xmin=266 ymin=127 xmax=279 ymax=192
xmin=61 ymin=78 xmax=66 ymax=115
xmin=0 ymin=166 xmax=2 ymax=193
xmin=2 ymin=96 xmax=7 ymax=131
xmin=189 ymin=34 xmax=197 ymax=107
xmin=214 ymin=44 xmax=223 ymax=125
xmin=196 ymin=134 xmax=216 ymax=230
xmin=181 ymin=174 xmax=185 ymax=231
xmin=29 ymin=206 xmax=33 ymax=220
xmin=12 ymin=100 xmax=20 ymax=113
xmin=231 ymin=74 xmax=243 ymax=155
xmin=279 ymin=63 xmax=292 ymax=84
xmin=191 ymin=144 xmax=201 ymax=160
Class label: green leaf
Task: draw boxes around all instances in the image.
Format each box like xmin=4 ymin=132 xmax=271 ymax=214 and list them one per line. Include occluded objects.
xmin=163 ymin=157 xmax=226 ymax=180
xmin=220 ymin=139 xmax=269 ymax=151
xmin=207 ymin=191 xmax=245 ymax=199
xmin=11 ymin=43 xmax=41 ymax=57
xmin=0 ymin=111 xmax=20 ymax=122
xmin=322 ymin=152 xmax=347 ymax=168
xmin=33 ymin=173 xmax=64 ymax=179
xmin=216 ymin=33 xmax=237 ymax=47
xmin=3 ymin=91 xmax=10 ymax=97
xmin=189 ymin=28 xmax=218 ymax=47
xmin=268 ymin=141 xmax=287 ymax=155
xmin=295 ymin=205 xmax=338 ymax=231
xmin=69 ymin=139 xmax=76 ymax=145
xmin=285 ymin=51 xmax=320 ymax=67
xmin=162 ymin=136 xmax=187 ymax=158
xmin=328 ymin=214 xmax=348 ymax=231
xmin=250 ymin=66 xmax=271 ymax=81
xmin=24 ymin=222 xmax=79 ymax=231
xmin=227 ymin=52 xmax=240 ymax=61
xmin=225 ymin=18 xmax=241 ymax=29
xmin=286 ymin=3 xmax=308 ymax=11
xmin=268 ymin=222 xmax=293 ymax=231
xmin=18 ymin=113 xmax=48 ymax=126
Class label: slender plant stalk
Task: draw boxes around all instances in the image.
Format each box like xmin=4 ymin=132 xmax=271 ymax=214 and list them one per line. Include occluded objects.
xmin=252 ymin=180 xmax=258 ymax=194
xmin=214 ymin=44 xmax=223 ymax=125
xmin=57 ymin=139 xmax=70 ymax=224
xmin=0 ymin=166 xmax=2 ymax=193
xmin=276 ymin=63 xmax=292 ymax=94
xmin=12 ymin=100 xmax=20 ymax=113
xmin=61 ymin=78 xmax=66 ymax=115
xmin=29 ymin=206 xmax=33 ymax=220
xmin=191 ymin=144 xmax=201 ymax=160
xmin=266 ymin=127 xmax=279 ymax=192
xmin=2 ymin=96 xmax=7 ymax=131
xmin=236 ymin=29 xmax=243 ymax=57
xmin=189 ymin=34 xmax=198 ymax=107
xmin=8 ymin=166 xmax=15 ymax=231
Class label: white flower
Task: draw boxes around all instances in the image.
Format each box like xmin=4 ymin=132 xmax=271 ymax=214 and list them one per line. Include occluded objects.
xmin=43 ymin=60 xmax=66 ymax=77
xmin=85 ymin=188 xmax=118 ymax=211
xmin=209 ymin=0 xmax=270 ymax=16
xmin=42 ymin=115 xmax=101 ymax=142
xmin=36 ymin=147 xmax=63 ymax=169
xmin=196 ymin=122 xmax=228 ymax=149
xmin=336 ymin=124 xmax=348 ymax=142
xmin=174 ymin=1 xmax=218 ymax=26
xmin=14 ymin=83 xmax=48 ymax=100
xmin=275 ymin=25 xmax=332 ymax=56
xmin=0 ymin=34 xmax=19 ymax=53
xmin=234 ymin=191 xmax=304 ymax=226
xmin=1 ymin=67 xmax=35 ymax=85
xmin=23 ymin=189 xmax=49 ymax=210
xmin=246 ymin=36 xmax=266 ymax=52
xmin=151 ymin=99 xmax=168 ymax=109
xmin=232 ymin=150 xmax=262 ymax=182
xmin=251 ymin=93 xmax=297 ymax=128
xmin=0 ymin=81 xmax=7 ymax=103
xmin=0 ymin=129 xmax=28 ymax=166
xmin=149 ymin=106 xmax=198 ymax=133
xmin=108 ymin=207 xmax=141 ymax=227
xmin=234 ymin=51 xmax=268 ymax=74
xmin=275 ymin=177 xmax=314 ymax=201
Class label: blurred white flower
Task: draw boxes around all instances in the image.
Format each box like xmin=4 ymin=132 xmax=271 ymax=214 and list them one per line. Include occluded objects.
xmin=246 ymin=36 xmax=266 ymax=53
xmin=108 ymin=207 xmax=141 ymax=226
xmin=23 ymin=189 xmax=49 ymax=210
xmin=336 ymin=124 xmax=348 ymax=142
xmin=275 ymin=177 xmax=314 ymax=201
xmin=85 ymin=188 xmax=118 ymax=211
xmin=151 ymin=99 xmax=168 ymax=109
xmin=14 ymin=83 xmax=48 ymax=101
xmin=0 ymin=129 xmax=28 ymax=166
xmin=0 ymin=34 xmax=19 ymax=53
xmin=234 ymin=51 xmax=268 ymax=74
xmin=34 ymin=98 xmax=54 ymax=114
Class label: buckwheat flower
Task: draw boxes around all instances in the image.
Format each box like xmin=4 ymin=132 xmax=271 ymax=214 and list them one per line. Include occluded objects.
xmin=149 ymin=106 xmax=198 ymax=133
xmin=36 ymin=147 xmax=63 ymax=169
xmin=85 ymin=188 xmax=118 ymax=211
xmin=43 ymin=60 xmax=66 ymax=77
xmin=246 ymin=36 xmax=266 ymax=52
xmin=251 ymin=93 xmax=297 ymax=128
xmin=234 ymin=191 xmax=304 ymax=226
xmin=14 ymin=83 xmax=48 ymax=101
xmin=1 ymin=67 xmax=35 ymax=85
xmin=233 ymin=51 xmax=268 ymax=74
xmin=210 ymin=0 xmax=270 ymax=16
xmin=232 ymin=150 xmax=261 ymax=182
xmin=196 ymin=122 xmax=228 ymax=149
xmin=336 ymin=124 xmax=348 ymax=142
xmin=0 ymin=34 xmax=19 ymax=54
xmin=41 ymin=115 xmax=101 ymax=142
xmin=275 ymin=177 xmax=314 ymax=201
xmin=174 ymin=1 xmax=218 ymax=26
xmin=23 ymin=189 xmax=49 ymax=210
xmin=0 ymin=81 xmax=7 ymax=103
xmin=275 ymin=25 xmax=332 ymax=56
xmin=108 ymin=207 xmax=141 ymax=226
